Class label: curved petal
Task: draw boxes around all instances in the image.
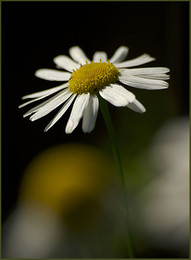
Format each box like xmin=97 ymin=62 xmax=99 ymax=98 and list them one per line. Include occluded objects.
xmin=65 ymin=93 xmax=90 ymax=133
xmin=29 ymin=89 xmax=73 ymax=121
xmin=120 ymin=67 xmax=170 ymax=80
xmin=119 ymin=75 xmax=169 ymax=89
xmin=53 ymin=55 xmax=80 ymax=72
xmin=19 ymin=95 xmax=52 ymax=109
xmin=127 ymin=99 xmax=146 ymax=113
xmin=93 ymin=52 xmax=108 ymax=62
xmin=114 ymin=54 xmax=156 ymax=68
xmin=69 ymin=46 xmax=91 ymax=65
xmin=23 ymin=87 xmax=70 ymax=117
xmin=99 ymin=84 xmax=135 ymax=107
xmin=110 ymin=46 xmax=129 ymax=63
xmin=82 ymin=95 xmax=99 ymax=133
xmin=21 ymin=83 xmax=69 ymax=100
xmin=35 ymin=69 xmax=71 ymax=81
xmin=44 ymin=94 xmax=77 ymax=131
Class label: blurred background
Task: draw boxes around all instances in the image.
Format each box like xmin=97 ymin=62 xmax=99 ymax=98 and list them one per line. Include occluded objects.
xmin=2 ymin=1 xmax=189 ymax=258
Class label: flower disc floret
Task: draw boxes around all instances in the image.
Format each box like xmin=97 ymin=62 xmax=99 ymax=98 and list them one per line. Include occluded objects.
xmin=69 ymin=61 xmax=120 ymax=94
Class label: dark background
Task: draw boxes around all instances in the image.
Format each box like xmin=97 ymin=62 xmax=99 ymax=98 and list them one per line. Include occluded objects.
xmin=2 ymin=1 xmax=189 ymax=257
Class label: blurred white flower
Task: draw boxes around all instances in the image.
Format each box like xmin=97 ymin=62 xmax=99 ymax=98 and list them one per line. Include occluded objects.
xmin=137 ymin=117 xmax=189 ymax=253
xmin=2 ymin=202 xmax=63 ymax=258
xmin=19 ymin=46 xmax=170 ymax=133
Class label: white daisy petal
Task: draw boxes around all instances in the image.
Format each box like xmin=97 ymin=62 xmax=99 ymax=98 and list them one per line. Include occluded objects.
xmin=119 ymin=75 xmax=168 ymax=90
xmin=139 ymin=74 xmax=170 ymax=80
xmin=120 ymin=67 xmax=170 ymax=80
xmin=20 ymin=45 xmax=170 ymax=133
xmin=29 ymin=89 xmax=73 ymax=121
xmin=23 ymin=89 xmax=71 ymax=118
xmin=110 ymin=46 xmax=129 ymax=63
xmin=99 ymin=84 xmax=135 ymax=107
xmin=65 ymin=93 xmax=90 ymax=134
xmin=23 ymin=97 xmax=56 ymax=118
xmin=69 ymin=46 xmax=91 ymax=65
xmin=127 ymin=99 xmax=146 ymax=113
xmin=114 ymin=54 xmax=156 ymax=68
xmin=129 ymin=67 xmax=170 ymax=74
xmin=93 ymin=52 xmax=108 ymax=62
xmin=23 ymin=87 xmax=69 ymax=117
xmin=53 ymin=55 xmax=80 ymax=72
xmin=19 ymin=95 xmax=50 ymax=109
xmin=35 ymin=69 xmax=71 ymax=81
xmin=44 ymin=94 xmax=77 ymax=132
xmin=21 ymin=83 xmax=69 ymax=100
xmin=82 ymin=95 xmax=99 ymax=133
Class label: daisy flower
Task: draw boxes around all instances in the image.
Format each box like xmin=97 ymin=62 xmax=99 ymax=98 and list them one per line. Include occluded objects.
xmin=19 ymin=46 xmax=170 ymax=134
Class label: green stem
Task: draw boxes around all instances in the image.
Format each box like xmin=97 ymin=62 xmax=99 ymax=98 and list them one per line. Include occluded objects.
xmin=100 ymin=98 xmax=135 ymax=258
xmin=99 ymin=99 xmax=125 ymax=189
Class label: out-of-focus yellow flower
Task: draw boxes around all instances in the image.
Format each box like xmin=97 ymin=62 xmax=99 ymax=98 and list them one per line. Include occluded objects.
xmin=19 ymin=144 xmax=114 ymax=227
xmin=3 ymin=144 xmax=118 ymax=258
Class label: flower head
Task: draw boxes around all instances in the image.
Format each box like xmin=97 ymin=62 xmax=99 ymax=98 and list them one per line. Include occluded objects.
xmin=19 ymin=46 xmax=170 ymax=133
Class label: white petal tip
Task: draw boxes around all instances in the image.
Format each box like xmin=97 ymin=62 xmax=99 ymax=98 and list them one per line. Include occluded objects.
xmin=127 ymin=99 xmax=146 ymax=113
xmin=83 ymin=129 xmax=93 ymax=134
xmin=29 ymin=115 xmax=37 ymax=121
xmin=155 ymin=85 xmax=169 ymax=90
xmin=65 ymin=130 xmax=72 ymax=134
xmin=65 ymin=122 xmax=77 ymax=134
xmin=134 ymin=107 xmax=146 ymax=113
xmin=145 ymin=54 xmax=156 ymax=60
xmin=44 ymin=123 xmax=54 ymax=132
xmin=23 ymin=112 xmax=31 ymax=118
xmin=34 ymin=70 xmax=41 ymax=78
xmin=140 ymin=108 xmax=146 ymax=113
xmin=65 ymin=124 xmax=73 ymax=134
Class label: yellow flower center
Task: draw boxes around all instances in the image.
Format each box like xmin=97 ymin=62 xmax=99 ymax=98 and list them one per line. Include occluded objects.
xmin=69 ymin=60 xmax=120 ymax=94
